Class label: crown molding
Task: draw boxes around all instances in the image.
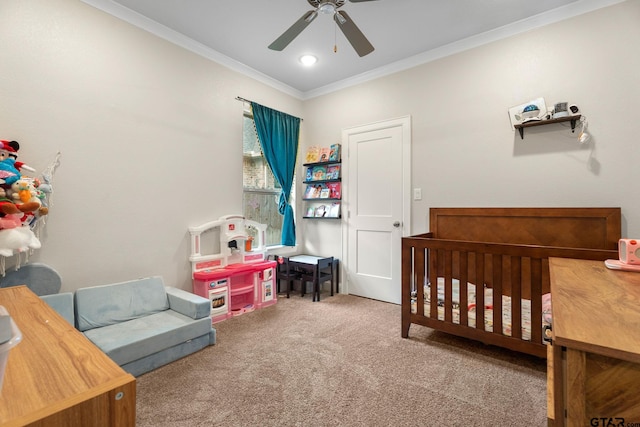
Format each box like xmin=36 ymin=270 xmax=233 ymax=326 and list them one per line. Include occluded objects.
xmin=82 ymin=0 xmax=625 ymax=101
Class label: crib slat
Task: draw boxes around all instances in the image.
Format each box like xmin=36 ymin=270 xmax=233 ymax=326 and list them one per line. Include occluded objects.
xmin=459 ymin=251 xmax=469 ymax=327
xmin=531 ymin=257 xmax=543 ymax=344
xmin=415 ymin=245 xmax=425 ymax=317
xmin=444 ymin=250 xmax=453 ymax=323
xmin=493 ymin=255 xmax=503 ymax=335
xmin=429 ymin=250 xmax=439 ymax=319
xmin=475 ymin=252 xmax=485 ymax=331
xmin=511 ymin=256 xmax=522 ymax=340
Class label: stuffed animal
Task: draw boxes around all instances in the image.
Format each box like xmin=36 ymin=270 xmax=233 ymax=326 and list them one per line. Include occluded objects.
xmin=0 ymin=226 xmax=41 ymax=257
xmin=0 ymin=140 xmax=34 ymax=185
xmin=7 ymin=178 xmax=42 ymax=214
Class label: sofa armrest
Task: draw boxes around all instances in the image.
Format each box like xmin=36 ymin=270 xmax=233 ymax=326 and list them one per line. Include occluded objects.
xmin=41 ymin=292 xmax=75 ymax=326
xmin=165 ymin=287 xmax=211 ymax=320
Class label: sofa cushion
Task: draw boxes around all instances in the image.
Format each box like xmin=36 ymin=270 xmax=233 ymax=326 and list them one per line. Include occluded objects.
xmin=75 ymin=276 xmax=170 ymax=332
xmin=83 ymin=310 xmax=212 ymax=366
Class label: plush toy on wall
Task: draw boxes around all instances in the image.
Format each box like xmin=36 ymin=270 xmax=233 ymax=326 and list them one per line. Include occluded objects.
xmin=0 ymin=139 xmax=58 ymax=271
xmin=0 ymin=140 xmax=34 ymax=185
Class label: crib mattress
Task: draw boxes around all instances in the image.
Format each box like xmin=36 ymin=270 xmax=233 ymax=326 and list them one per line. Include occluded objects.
xmin=411 ymin=278 xmax=552 ymax=342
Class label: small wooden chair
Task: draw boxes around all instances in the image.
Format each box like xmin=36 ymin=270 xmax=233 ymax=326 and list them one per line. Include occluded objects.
xmin=273 ymin=256 xmax=301 ymax=299
xmin=301 ymin=257 xmax=334 ymax=302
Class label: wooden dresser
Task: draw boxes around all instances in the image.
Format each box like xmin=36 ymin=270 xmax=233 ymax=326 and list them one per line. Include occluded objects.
xmin=0 ymin=286 xmax=136 ymax=426
xmin=548 ymin=258 xmax=640 ymax=427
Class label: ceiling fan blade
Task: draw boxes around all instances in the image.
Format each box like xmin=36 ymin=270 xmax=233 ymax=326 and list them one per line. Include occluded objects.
xmin=334 ymin=11 xmax=374 ymax=57
xmin=348 ymin=0 xmax=379 ymax=2
xmin=268 ymin=10 xmax=318 ymax=51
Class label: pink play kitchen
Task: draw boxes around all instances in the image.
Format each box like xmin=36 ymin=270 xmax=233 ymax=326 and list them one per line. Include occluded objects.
xmin=189 ymin=215 xmax=276 ymax=323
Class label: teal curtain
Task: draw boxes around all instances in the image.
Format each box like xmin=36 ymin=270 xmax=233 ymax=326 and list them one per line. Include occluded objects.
xmin=251 ymin=102 xmax=300 ymax=246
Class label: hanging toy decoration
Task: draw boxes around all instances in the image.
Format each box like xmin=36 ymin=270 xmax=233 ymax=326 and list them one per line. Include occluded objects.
xmin=0 ymin=139 xmax=60 ymax=275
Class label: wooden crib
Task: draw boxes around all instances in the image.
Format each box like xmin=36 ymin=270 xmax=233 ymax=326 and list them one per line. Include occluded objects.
xmin=401 ymin=207 xmax=621 ymax=358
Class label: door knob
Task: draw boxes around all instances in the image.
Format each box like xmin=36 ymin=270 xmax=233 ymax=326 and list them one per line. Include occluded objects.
xmin=393 ymin=221 xmax=401 ymax=228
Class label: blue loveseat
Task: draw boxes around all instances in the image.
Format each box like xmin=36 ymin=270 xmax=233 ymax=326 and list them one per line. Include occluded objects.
xmin=43 ymin=276 xmax=215 ymax=377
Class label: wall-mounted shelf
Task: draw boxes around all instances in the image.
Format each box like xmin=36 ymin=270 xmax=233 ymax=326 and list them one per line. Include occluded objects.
xmin=514 ymin=114 xmax=581 ymax=139
xmin=302 ymin=159 xmax=341 ymax=219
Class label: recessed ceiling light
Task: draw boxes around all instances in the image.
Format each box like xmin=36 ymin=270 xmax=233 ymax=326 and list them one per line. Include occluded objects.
xmin=299 ymin=55 xmax=318 ymax=66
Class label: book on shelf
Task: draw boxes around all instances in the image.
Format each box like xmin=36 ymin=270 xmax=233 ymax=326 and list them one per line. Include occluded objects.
xmin=304 ymin=184 xmax=323 ymax=199
xmin=319 ymin=147 xmax=331 ymax=162
xmin=305 ymin=146 xmax=320 ymax=163
xmin=305 ymin=206 xmax=315 ymax=217
xmin=326 ymin=182 xmax=341 ymax=199
xmin=305 ymin=167 xmax=313 ymax=182
xmin=326 ymin=164 xmax=341 ymax=180
xmin=319 ymin=188 xmax=330 ymax=199
xmin=311 ymin=165 xmax=326 ymax=181
xmin=314 ymin=205 xmax=328 ymax=217
xmin=328 ymin=202 xmax=341 ymax=218
xmin=329 ymin=143 xmax=341 ymax=162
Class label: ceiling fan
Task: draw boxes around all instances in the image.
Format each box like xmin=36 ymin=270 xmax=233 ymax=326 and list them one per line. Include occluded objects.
xmin=269 ymin=0 xmax=377 ymax=57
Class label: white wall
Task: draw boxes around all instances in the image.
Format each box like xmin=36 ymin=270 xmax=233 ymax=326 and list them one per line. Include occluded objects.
xmin=0 ymin=0 xmax=303 ymax=292
xmin=1 ymin=0 xmax=637 ymax=293
xmin=301 ymin=0 xmax=639 ymax=260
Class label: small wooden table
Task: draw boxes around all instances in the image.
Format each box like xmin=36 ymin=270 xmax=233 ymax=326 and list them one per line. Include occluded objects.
xmin=0 ymin=286 xmax=136 ymax=427
xmin=548 ymin=258 xmax=640 ymax=427
xmin=288 ymin=255 xmax=338 ymax=300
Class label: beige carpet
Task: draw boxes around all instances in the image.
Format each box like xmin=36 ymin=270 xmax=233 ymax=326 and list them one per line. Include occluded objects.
xmin=136 ymin=292 xmax=547 ymax=426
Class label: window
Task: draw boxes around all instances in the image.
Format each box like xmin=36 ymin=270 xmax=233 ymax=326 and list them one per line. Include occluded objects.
xmin=242 ymin=112 xmax=292 ymax=246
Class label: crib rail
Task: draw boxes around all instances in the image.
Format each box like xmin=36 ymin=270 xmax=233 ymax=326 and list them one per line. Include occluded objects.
xmin=401 ymin=233 xmax=617 ymax=358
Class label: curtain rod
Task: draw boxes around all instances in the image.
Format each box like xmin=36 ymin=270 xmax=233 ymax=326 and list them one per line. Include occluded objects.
xmin=235 ymin=96 xmax=303 ymax=121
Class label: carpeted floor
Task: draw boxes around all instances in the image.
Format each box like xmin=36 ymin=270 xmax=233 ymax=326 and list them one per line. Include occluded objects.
xmin=135 ymin=292 xmax=547 ymax=426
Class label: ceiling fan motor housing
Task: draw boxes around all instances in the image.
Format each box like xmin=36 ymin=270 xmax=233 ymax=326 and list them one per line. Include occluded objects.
xmin=308 ymin=1 xmax=346 ymax=9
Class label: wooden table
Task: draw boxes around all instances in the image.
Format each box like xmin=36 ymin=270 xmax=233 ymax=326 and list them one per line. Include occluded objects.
xmin=288 ymin=255 xmax=338 ymax=300
xmin=548 ymin=258 xmax=640 ymax=427
xmin=0 ymin=286 xmax=136 ymax=427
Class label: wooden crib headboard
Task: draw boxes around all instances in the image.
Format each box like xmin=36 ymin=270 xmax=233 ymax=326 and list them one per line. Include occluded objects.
xmin=429 ymin=207 xmax=621 ymax=250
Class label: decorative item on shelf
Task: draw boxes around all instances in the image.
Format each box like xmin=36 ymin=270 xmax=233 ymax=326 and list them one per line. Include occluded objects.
xmin=508 ymin=97 xmax=547 ymax=129
xmin=552 ymin=101 xmax=569 ymax=119
xmin=577 ymin=116 xmax=591 ymax=145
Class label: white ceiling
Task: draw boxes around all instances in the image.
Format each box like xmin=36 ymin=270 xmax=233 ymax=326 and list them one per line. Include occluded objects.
xmin=82 ymin=0 xmax=620 ymax=99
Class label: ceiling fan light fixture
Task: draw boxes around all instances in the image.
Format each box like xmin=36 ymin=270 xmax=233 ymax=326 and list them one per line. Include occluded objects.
xmin=318 ymin=3 xmax=336 ymax=14
xmin=299 ymin=54 xmax=318 ymax=66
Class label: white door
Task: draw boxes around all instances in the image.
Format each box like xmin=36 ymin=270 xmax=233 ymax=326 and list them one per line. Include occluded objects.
xmin=342 ymin=116 xmax=411 ymax=304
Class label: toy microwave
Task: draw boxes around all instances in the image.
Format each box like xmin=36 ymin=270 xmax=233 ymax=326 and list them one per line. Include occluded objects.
xmin=605 ymin=239 xmax=640 ymax=272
